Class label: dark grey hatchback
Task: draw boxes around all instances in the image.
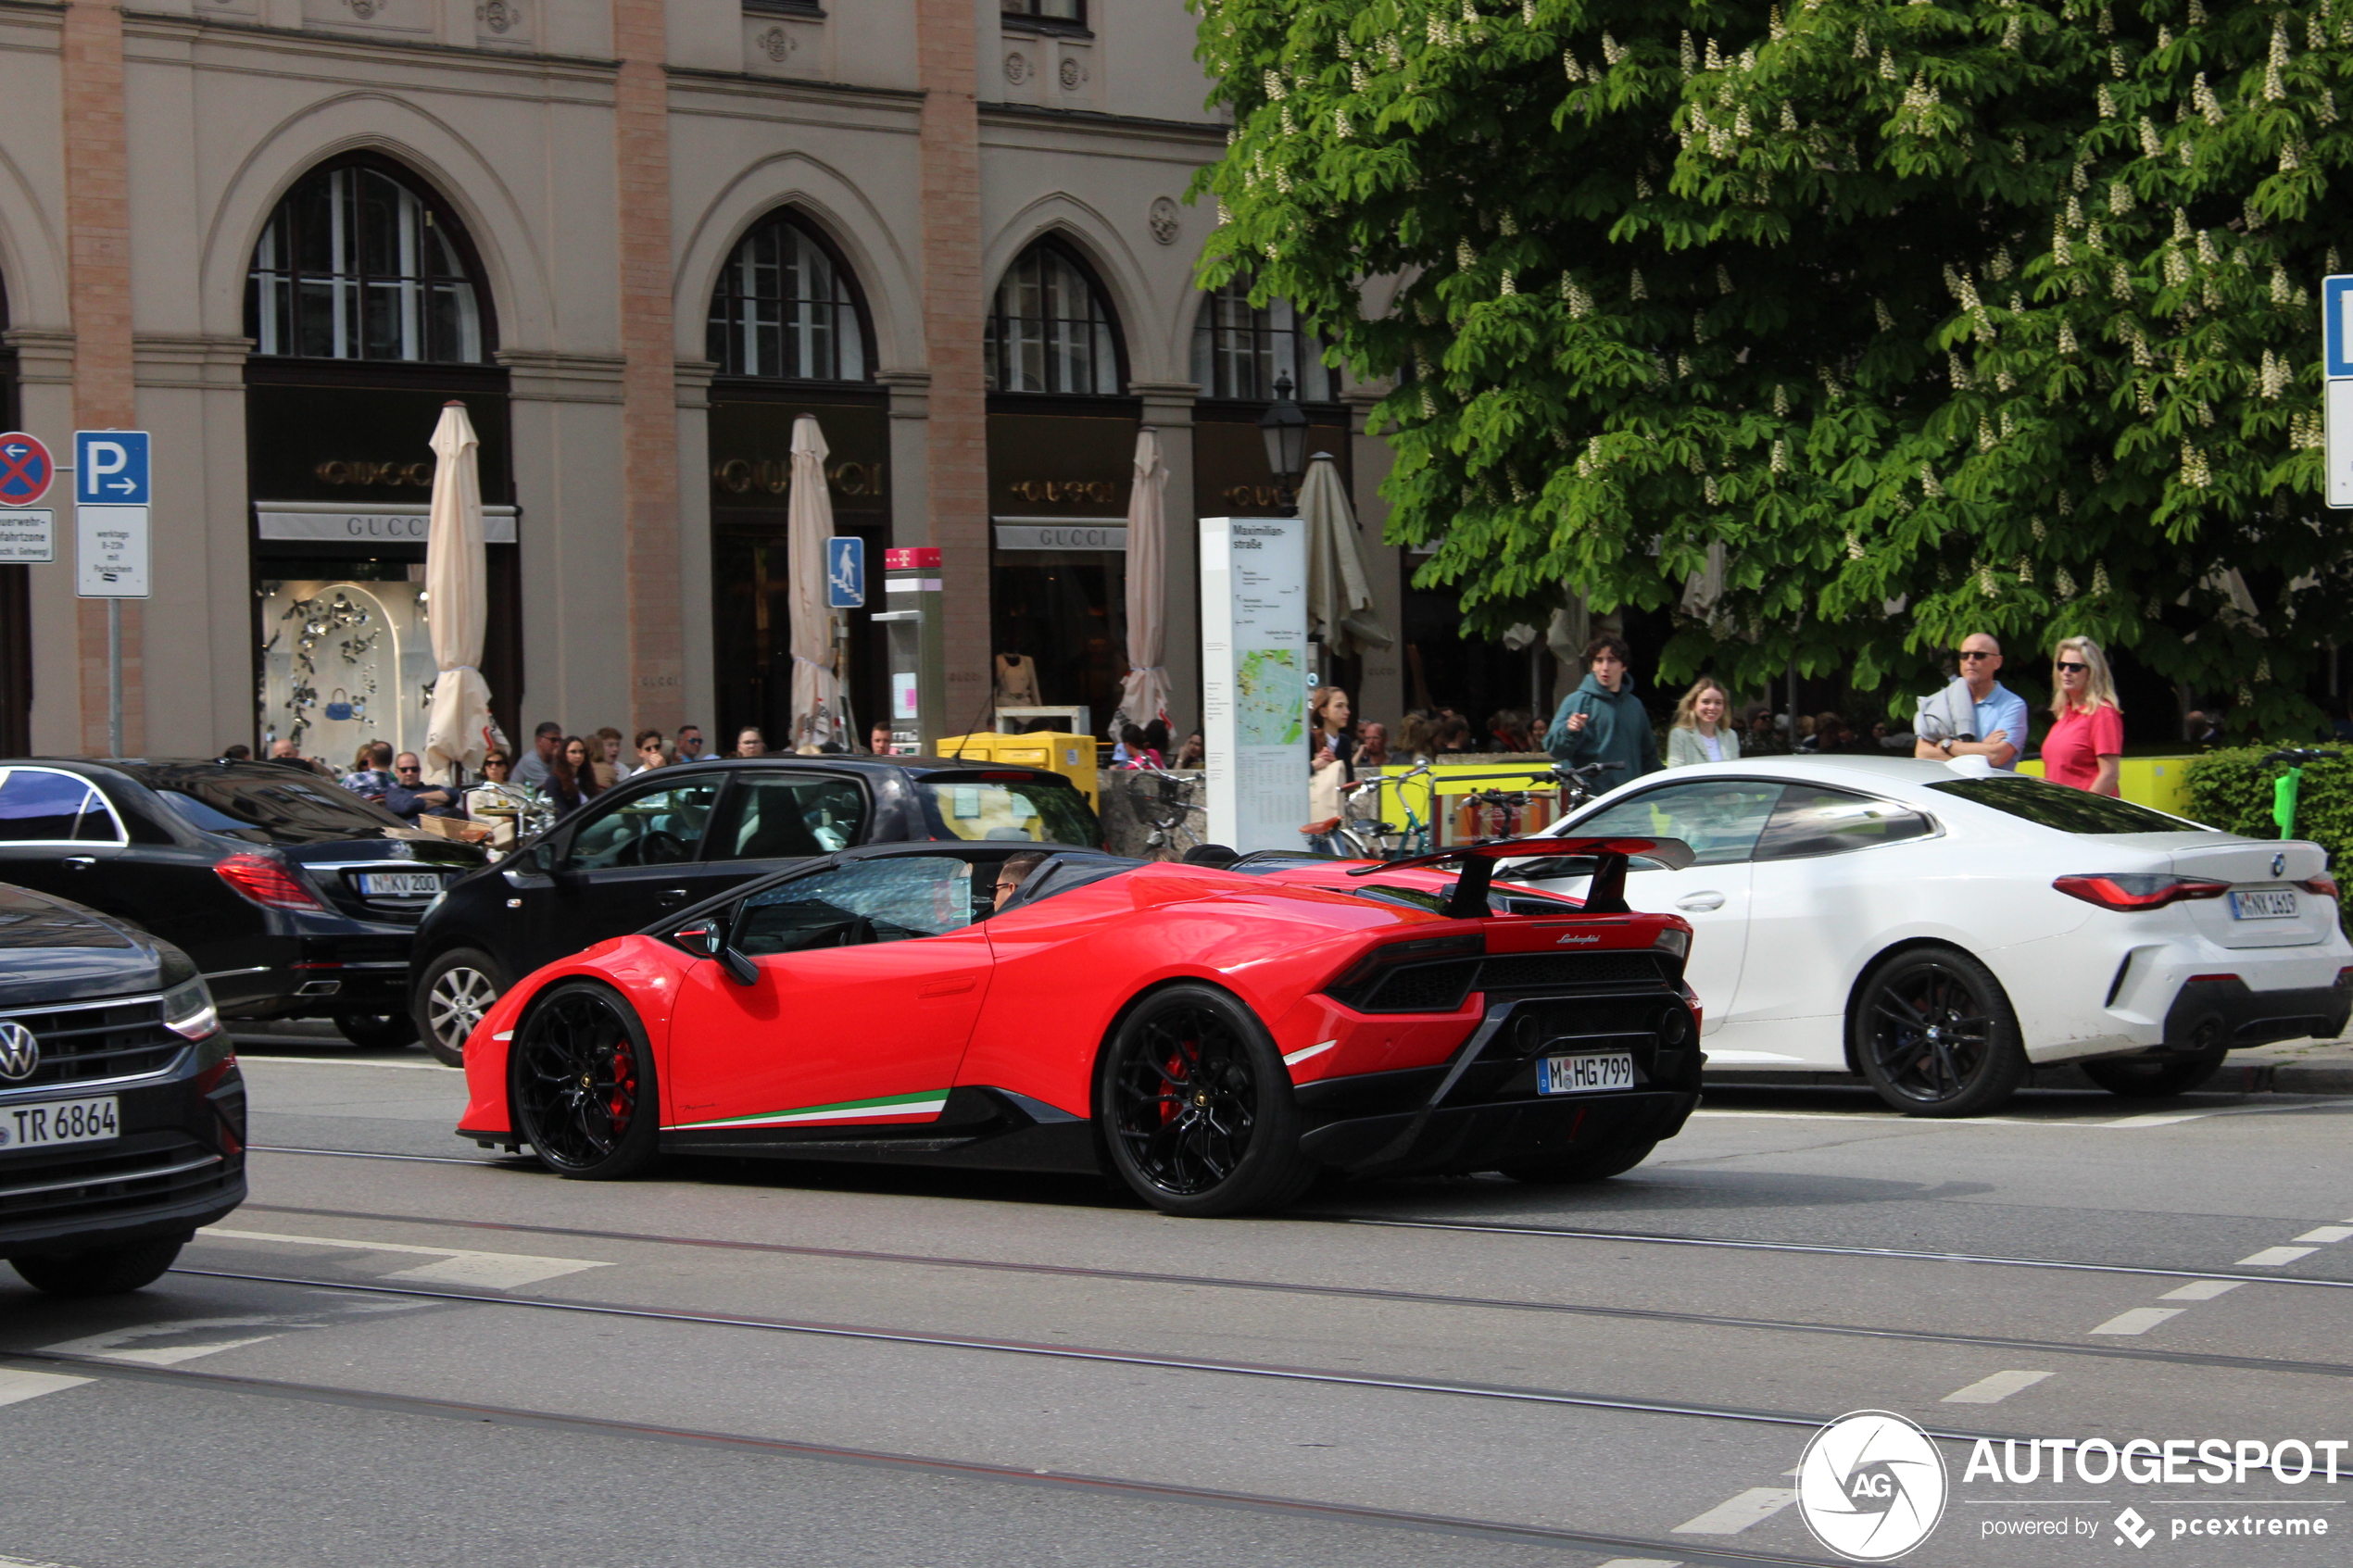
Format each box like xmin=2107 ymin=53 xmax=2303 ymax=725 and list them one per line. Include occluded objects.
xmin=0 ymin=884 xmax=245 ymax=1295
xmin=409 ymin=755 xmax=1101 ymax=1062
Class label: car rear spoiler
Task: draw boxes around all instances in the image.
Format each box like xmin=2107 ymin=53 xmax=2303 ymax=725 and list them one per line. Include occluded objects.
xmin=1347 ymin=836 xmax=1694 ymax=918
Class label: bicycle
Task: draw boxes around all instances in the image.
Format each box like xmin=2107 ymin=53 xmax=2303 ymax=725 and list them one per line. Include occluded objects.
xmin=1302 ymin=760 xmax=1440 ymax=859
xmin=2261 ymin=748 xmax=2342 ymax=839
xmin=1126 ymin=764 xmax=1211 ymax=858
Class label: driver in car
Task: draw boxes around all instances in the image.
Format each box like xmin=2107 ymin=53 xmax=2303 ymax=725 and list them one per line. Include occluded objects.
xmin=992 ymin=850 xmax=1050 ymax=913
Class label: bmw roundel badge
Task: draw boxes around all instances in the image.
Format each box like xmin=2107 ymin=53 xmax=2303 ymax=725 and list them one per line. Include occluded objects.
xmin=2272 ymin=852 xmax=2287 ymax=879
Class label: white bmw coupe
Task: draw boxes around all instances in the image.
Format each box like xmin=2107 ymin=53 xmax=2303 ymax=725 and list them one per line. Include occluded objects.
xmin=1504 ymin=754 xmax=2352 ymax=1115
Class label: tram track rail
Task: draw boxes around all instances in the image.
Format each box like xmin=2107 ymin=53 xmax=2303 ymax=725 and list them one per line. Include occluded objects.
xmin=0 ymin=1343 xmax=1842 ymax=1568
xmin=222 ymin=1198 xmax=2353 ymax=1383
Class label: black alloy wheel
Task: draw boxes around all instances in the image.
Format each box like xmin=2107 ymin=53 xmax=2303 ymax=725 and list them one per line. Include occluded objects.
xmin=2080 ymin=1036 xmax=2230 ymax=1098
xmin=1852 ymin=947 xmax=2028 ymax=1117
xmin=10 ymin=1238 xmax=184 ymax=1296
xmin=335 ymin=1013 xmax=419 ymax=1050
xmin=1098 ymin=983 xmax=1314 ymax=1217
xmin=413 ymin=947 xmax=510 ymax=1067
xmin=1499 ymin=1138 xmax=1659 ymax=1185
xmin=509 ymin=981 xmax=661 ymax=1179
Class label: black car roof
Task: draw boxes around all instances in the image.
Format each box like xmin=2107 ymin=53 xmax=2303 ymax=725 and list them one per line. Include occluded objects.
xmin=660 ymin=755 xmax=1079 ymax=784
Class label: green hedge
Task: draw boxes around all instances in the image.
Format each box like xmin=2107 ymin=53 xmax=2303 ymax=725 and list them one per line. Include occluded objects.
xmin=2181 ymin=747 xmax=2353 ymax=869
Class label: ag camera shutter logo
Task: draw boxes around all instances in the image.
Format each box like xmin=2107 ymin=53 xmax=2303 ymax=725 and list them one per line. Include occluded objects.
xmin=1796 ymin=1410 xmax=1948 ymax=1561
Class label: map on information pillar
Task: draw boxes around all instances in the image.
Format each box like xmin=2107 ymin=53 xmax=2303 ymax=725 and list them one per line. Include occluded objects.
xmin=1235 ymin=648 xmax=1304 ymax=746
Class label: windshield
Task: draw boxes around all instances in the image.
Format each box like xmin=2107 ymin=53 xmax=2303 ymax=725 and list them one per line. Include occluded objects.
xmin=912 ymin=776 xmax=1100 ymax=847
xmin=129 ymin=765 xmax=411 ymax=844
xmin=1926 ymin=777 xmax=2202 ymax=834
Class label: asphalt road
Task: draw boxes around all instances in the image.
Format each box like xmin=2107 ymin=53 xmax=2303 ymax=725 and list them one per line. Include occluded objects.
xmin=0 ymin=1034 xmax=2347 ymax=1568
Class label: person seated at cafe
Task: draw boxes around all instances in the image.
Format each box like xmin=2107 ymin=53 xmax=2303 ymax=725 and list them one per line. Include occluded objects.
xmin=384 ymin=752 xmax=459 ymax=822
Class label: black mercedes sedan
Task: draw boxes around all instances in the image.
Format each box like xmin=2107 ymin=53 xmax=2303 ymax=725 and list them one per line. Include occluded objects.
xmin=409 ymin=754 xmax=1100 ymax=1062
xmin=0 ymin=759 xmax=485 ymax=1047
xmin=0 ymin=884 xmax=245 ymax=1295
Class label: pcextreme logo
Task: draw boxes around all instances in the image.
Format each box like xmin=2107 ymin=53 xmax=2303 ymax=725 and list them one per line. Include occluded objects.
xmin=1796 ymin=1411 xmax=1950 ymax=1562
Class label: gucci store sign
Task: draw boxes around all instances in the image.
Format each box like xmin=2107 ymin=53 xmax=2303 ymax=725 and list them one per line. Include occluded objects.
xmin=993 ymin=520 xmax=1127 ymax=552
xmin=256 ymin=503 xmax=519 ymax=545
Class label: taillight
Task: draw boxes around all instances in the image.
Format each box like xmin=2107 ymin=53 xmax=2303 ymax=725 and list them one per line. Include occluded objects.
xmin=2300 ymin=875 xmax=2340 ymax=898
xmin=2052 ymin=873 xmax=2231 ymax=911
xmin=215 ymin=852 xmax=326 ymax=911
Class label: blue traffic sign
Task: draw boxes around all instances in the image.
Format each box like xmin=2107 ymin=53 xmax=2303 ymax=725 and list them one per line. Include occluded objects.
xmin=75 ymin=431 xmax=149 ymax=505
xmin=2328 ymin=276 xmax=2353 ymax=380
xmin=826 ymin=535 xmax=865 ymax=608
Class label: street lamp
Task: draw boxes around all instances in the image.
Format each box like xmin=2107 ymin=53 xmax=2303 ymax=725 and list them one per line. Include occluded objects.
xmin=1256 ymin=372 xmax=1310 ymax=513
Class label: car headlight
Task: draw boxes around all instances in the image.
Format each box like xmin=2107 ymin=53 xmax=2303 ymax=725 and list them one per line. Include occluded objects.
xmin=162 ymin=975 xmax=220 ymax=1041
xmin=1653 ymin=927 xmax=1692 ymax=960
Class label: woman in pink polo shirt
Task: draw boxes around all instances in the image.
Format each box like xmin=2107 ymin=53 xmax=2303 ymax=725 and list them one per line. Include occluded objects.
xmin=2043 ymin=636 xmax=2124 ymax=796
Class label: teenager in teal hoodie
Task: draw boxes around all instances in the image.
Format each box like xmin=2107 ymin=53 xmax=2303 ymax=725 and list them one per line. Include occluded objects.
xmin=1544 ymin=635 xmax=1660 ymax=781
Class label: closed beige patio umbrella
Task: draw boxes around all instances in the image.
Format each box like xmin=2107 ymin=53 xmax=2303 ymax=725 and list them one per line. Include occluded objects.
xmin=1300 ymin=450 xmax=1392 ymax=659
xmin=422 ymin=400 xmax=500 ymax=784
xmin=1114 ymin=427 xmax=1170 ymax=734
xmin=787 ymin=413 xmax=841 ymax=746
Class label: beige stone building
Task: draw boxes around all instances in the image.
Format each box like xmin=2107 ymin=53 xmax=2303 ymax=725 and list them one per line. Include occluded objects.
xmin=0 ymin=0 xmax=1543 ymax=766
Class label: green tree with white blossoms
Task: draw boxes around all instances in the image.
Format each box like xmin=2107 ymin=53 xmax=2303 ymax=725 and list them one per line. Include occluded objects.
xmin=1193 ymin=0 xmax=2353 ymax=731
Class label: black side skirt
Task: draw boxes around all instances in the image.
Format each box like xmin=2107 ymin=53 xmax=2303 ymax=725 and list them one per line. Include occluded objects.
xmin=658 ymin=1086 xmax=1101 ymax=1175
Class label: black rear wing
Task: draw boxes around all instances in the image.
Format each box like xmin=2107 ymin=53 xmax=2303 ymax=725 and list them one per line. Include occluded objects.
xmin=1348 ymin=836 xmax=1693 ymax=917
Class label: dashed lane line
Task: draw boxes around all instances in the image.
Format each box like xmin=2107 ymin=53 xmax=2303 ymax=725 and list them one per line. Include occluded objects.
xmin=199 ymin=1227 xmax=609 ymax=1290
xmin=0 ymin=1370 xmax=90 ymax=1408
xmin=1672 ymin=1489 xmax=1798 ymax=1536
xmin=2089 ymin=1308 xmax=2186 ymax=1336
xmin=37 ymin=1317 xmax=283 ymax=1367
xmin=2294 ymin=1226 xmax=2353 ymax=1244
xmin=2237 ymin=1246 xmax=2322 ymax=1267
xmin=2158 ymin=1280 xmax=2246 ymax=1301
xmin=1940 ymin=1371 xmax=2052 ymax=1404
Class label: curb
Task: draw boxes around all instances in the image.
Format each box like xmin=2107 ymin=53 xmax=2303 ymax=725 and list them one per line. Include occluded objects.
xmin=1705 ymin=1060 xmax=2353 ymax=1097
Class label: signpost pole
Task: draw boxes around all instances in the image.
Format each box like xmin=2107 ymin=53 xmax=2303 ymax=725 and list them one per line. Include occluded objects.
xmin=107 ymin=600 xmax=121 ymax=758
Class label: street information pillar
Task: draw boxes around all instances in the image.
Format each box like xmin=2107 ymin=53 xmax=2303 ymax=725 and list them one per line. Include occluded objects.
xmin=1200 ymin=516 xmax=1307 ymax=852
xmin=875 ymin=546 xmax=943 ymax=756
xmin=2325 ymin=274 xmax=2353 ymax=508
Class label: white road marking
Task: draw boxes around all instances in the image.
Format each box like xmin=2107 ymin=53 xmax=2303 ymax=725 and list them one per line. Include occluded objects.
xmin=1941 ymin=1370 xmax=2052 ymax=1404
xmin=1671 ymin=1488 xmax=1797 ymax=1534
xmin=40 ymin=1317 xmax=283 ymax=1366
xmin=0 ymin=1369 xmax=92 ymax=1407
xmin=2089 ymin=1307 xmax=2185 ymax=1336
xmin=0 ymin=1552 xmax=89 ymax=1568
xmin=232 ymin=1055 xmax=459 ymax=1073
xmin=2236 ymin=1246 xmax=2321 ymax=1267
xmin=1688 ymin=1102 xmax=2325 ymax=1130
xmin=200 ymin=1226 xmax=608 ymax=1290
xmin=2292 ymin=1225 xmax=2353 ymax=1244
xmin=2159 ymin=1279 xmax=2246 ymax=1301
xmin=1597 ymin=1560 xmax=1683 ymax=1567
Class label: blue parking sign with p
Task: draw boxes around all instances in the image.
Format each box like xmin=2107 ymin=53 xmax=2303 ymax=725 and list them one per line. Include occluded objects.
xmin=75 ymin=431 xmax=150 ymax=506
xmin=826 ymin=535 xmax=864 ymax=608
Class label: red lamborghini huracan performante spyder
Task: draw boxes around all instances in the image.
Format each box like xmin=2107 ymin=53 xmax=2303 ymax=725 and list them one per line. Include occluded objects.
xmin=457 ymin=837 xmax=1705 ymax=1215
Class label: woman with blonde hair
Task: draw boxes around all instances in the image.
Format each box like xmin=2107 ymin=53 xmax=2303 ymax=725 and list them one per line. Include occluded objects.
xmin=2043 ymin=635 xmax=2123 ymax=796
xmin=1665 ymin=677 xmax=1742 ymax=768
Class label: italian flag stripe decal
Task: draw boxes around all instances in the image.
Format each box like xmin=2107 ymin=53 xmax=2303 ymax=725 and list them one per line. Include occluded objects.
xmin=667 ymin=1089 xmax=950 ymax=1131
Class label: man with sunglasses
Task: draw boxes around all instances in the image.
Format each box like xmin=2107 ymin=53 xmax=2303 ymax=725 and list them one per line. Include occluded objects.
xmin=1914 ymin=632 xmax=2027 ymax=770
xmin=384 ymin=750 xmax=460 ymax=822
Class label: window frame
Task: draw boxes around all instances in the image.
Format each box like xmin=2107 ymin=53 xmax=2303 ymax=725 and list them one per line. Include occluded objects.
xmin=704 ymin=769 xmax=875 ymax=862
xmin=1567 ymin=776 xmax=1792 ymax=868
xmin=983 ymin=236 xmax=1128 ymax=397
xmin=1190 ymin=278 xmax=1341 ymax=404
xmin=705 ymin=208 xmax=877 ymax=385
xmin=244 ymin=153 xmax=498 ymax=367
xmin=560 ymin=775 xmax=726 ymax=873
xmin=999 ymin=0 xmax=1087 ymax=31
xmin=0 ymin=768 xmax=127 ymax=848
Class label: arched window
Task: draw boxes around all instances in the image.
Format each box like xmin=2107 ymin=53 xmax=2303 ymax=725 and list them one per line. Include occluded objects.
xmin=707 ymin=211 xmax=870 ymax=382
xmin=984 ymin=239 xmax=1123 ymax=395
xmin=1191 ymin=278 xmax=1338 ymax=402
xmin=246 ymin=160 xmax=488 ymax=363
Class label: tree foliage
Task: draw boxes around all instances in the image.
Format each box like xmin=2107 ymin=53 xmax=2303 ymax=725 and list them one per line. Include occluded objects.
xmin=1193 ymin=0 xmax=2353 ymax=728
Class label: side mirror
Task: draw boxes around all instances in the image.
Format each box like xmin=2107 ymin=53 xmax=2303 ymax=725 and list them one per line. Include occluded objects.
xmin=526 ymin=841 xmax=559 ymax=875
xmin=675 ymin=914 xmax=760 ymax=986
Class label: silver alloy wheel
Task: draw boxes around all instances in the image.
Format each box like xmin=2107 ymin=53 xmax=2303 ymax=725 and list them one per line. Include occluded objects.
xmin=426 ymin=966 xmax=498 ymax=1058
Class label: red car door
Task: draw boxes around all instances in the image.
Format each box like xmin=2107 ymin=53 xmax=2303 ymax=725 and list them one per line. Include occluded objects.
xmin=663 ymin=852 xmax=994 ymax=1133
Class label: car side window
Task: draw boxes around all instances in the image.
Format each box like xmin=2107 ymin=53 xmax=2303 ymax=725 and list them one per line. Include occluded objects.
xmin=0 ymin=771 xmax=119 ymax=846
xmin=1573 ymin=778 xmax=1784 ymax=866
xmin=1754 ymin=785 xmax=1933 ymax=860
xmin=714 ymin=775 xmax=870 ymax=860
xmin=733 ymin=856 xmax=975 ymax=957
xmin=566 ymin=780 xmax=721 ymax=871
